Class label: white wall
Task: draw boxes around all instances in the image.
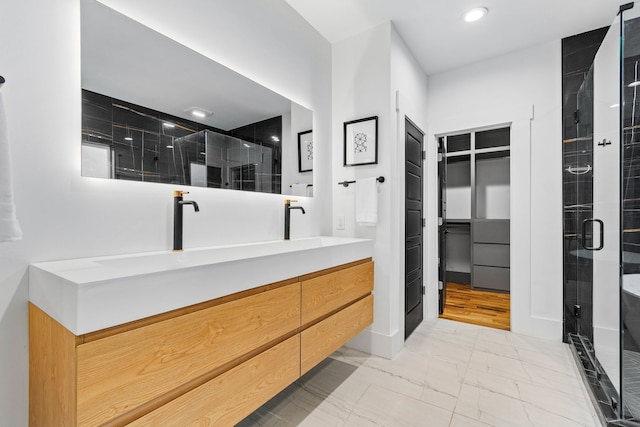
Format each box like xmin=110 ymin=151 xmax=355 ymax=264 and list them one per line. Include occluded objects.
xmin=389 ymin=26 xmax=429 ymax=353
xmin=0 ymin=0 xmax=331 ymax=424
xmin=282 ymin=102 xmax=314 ymax=196
xmin=333 ymin=23 xmax=428 ymax=358
xmin=332 ymin=22 xmax=393 ymax=357
xmin=426 ymin=40 xmax=564 ymax=339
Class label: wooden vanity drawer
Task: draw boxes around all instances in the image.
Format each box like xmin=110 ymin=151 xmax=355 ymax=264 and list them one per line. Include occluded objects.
xmin=128 ymin=335 xmax=300 ymax=427
xmin=301 ymin=294 xmax=373 ymax=375
xmin=76 ymin=283 xmax=300 ymax=426
xmin=301 ymin=260 xmax=373 ymax=327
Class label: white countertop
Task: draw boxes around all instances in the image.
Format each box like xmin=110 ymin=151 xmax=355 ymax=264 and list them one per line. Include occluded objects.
xmin=29 ymin=236 xmax=374 ymax=335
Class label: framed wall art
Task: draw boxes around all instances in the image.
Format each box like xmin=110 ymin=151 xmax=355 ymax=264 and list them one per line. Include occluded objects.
xmin=344 ymin=116 xmax=378 ymax=166
xmin=297 ymin=130 xmax=313 ymax=172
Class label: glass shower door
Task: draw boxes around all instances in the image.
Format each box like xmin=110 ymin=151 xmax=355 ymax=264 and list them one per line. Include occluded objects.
xmin=568 ymin=4 xmax=640 ymax=424
xmin=622 ymin=4 xmax=640 ymax=421
xmin=591 ymin=15 xmax=621 ymax=402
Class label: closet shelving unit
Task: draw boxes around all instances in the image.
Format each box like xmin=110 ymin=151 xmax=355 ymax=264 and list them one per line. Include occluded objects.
xmin=444 ymin=127 xmax=511 ymax=293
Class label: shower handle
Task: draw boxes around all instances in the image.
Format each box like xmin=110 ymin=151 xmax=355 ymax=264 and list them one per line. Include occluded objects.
xmin=580 ymin=218 xmax=604 ymax=251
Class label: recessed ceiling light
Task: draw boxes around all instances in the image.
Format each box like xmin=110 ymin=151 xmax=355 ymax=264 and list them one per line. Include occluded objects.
xmin=463 ymin=7 xmax=488 ymax=23
xmin=271 ymin=136 xmax=280 ymax=142
xmin=124 ymin=136 xmax=133 ymax=141
xmin=166 ymin=145 xmax=174 ymax=149
xmin=184 ymin=107 xmax=213 ymax=119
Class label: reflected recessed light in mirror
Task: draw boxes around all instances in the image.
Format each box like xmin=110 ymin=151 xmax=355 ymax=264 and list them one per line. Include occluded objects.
xmin=463 ymin=7 xmax=488 ymax=22
xmin=271 ymin=136 xmax=280 ymax=142
xmin=124 ymin=136 xmax=133 ymax=141
xmin=163 ymin=122 xmax=175 ymax=128
xmin=184 ymin=107 xmax=212 ymax=119
xmin=629 ymin=81 xmax=640 ymax=87
xmin=243 ymin=143 xmax=251 ymax=148
xmin=166 ymin=145 xmax=174 ymax=149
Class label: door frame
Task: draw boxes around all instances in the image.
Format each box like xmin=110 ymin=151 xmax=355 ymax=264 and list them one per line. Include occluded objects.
xmin=435 ymin=125 xmax=512 ymax=315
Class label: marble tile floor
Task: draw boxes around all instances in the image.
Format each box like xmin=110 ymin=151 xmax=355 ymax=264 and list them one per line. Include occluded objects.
xmin=237 ymin=318 xmax=601 ymax=427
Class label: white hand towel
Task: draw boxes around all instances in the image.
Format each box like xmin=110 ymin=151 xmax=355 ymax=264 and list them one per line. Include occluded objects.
xmin=0 ymin=91 xmax=22 ymax=242
xmin=356 ymin=177 xmax=378 ymax=226
xmin=291 ymin=183 xmax=308 ymax=197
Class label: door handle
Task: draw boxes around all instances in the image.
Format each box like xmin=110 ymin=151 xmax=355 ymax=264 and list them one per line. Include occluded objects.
xmin=580 ymin=219 xmax=604 ymax=251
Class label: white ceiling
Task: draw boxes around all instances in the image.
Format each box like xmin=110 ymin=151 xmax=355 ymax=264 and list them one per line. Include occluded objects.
xmin=285 ymin=0 xmax=625 ymax=75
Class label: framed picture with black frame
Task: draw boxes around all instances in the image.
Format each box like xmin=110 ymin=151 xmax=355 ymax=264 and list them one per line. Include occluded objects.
xmin=297 ymin=130 xmax=313 ymax=172
xmin=344 ymin=116 xmax=378 ymax=166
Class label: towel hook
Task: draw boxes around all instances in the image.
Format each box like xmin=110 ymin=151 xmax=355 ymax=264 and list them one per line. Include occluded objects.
xmin=338 ymin=176 xmax=385 ymax=187
xmin=0 ymin=75 xmax=5 ymax=88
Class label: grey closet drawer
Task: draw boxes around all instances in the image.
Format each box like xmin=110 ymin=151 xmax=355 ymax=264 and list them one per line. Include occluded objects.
xmin=473 ymin=244 xmax=509 ymax=268
xmin=473 ymin=220 xmax=510 ymax=244
xmin=473 ymin=265 xmax=510 ymax=292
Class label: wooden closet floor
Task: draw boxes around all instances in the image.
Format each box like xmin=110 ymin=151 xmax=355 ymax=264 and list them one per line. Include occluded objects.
xmin=439 ymin=282 xmax=510 ymax=331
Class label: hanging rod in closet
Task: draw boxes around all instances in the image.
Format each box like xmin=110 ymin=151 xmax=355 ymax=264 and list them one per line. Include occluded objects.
xmin=338 ymin=176 xmax=385 ymax=187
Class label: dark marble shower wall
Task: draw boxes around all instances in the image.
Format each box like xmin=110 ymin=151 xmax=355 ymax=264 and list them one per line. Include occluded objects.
xmin=562 ymin=27 xmax=608 ymax=342
xmin=624 ymin=18 xmax=640 ymax=273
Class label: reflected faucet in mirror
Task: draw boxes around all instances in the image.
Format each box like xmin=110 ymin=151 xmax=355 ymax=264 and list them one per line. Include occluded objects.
xmin=284 ymin=199 xmax=305 ymax=240
xmin=173 ymin=190 xmax=200 ymax=252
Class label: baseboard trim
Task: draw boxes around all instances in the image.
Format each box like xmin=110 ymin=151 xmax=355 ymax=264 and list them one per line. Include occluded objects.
xmin=345 ymin=328 xmax=403 ymax=359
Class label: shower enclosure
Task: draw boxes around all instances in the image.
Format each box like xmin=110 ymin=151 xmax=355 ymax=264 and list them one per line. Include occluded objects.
xmin=565 ymin=3 xmax=640 ymax=425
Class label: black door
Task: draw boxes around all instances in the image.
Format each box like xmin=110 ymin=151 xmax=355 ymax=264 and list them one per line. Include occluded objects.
xmin=438 ymin=137 xmax=447 ymax=314
xmin=405 ymin=118 xmax=424 ymax=339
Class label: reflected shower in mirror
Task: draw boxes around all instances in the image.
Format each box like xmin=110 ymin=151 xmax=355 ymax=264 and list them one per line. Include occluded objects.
xmin=80 ymin=0 xmax=313 ymax=196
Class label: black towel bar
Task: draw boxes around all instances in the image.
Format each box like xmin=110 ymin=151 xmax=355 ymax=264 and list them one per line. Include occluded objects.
xmin=338 ymin=176 xmax=385 ymax=187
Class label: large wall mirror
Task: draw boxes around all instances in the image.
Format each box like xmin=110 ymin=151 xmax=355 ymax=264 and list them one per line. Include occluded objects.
xmin=80 ymin=0 xmax=314 ymax=196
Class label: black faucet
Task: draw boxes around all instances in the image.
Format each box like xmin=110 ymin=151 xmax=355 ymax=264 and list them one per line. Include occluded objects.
xmin=173 ymin=190 xmax=199 ymax=251
xmin=284 ymin=199 xmax=305 ymax=240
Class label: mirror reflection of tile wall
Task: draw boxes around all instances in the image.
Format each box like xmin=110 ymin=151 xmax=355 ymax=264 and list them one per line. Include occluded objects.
xmin=81 ymin=90 xmax=282 ymax=194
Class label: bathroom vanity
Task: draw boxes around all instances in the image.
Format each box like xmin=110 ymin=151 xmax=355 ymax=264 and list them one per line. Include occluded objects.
xmin=29 ymin=237 xmax=374 ymax=426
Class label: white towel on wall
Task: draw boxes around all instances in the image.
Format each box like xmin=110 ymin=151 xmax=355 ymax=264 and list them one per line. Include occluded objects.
xmin=355 ymin=177 xmax=378 ymax=226
xmin=291 ymin=183 xmax=308 ymax=197
xmin=0 ymin=91 xmax=22 ymax=242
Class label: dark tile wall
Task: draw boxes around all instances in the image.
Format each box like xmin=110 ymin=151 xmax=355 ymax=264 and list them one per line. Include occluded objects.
xmin=562 ymin=27 xmax=608 ymax=343
xmin=624 ymin=19 xmax=640 ymax=272
xmin=81 ymin=89 xmax=282 ymax=192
